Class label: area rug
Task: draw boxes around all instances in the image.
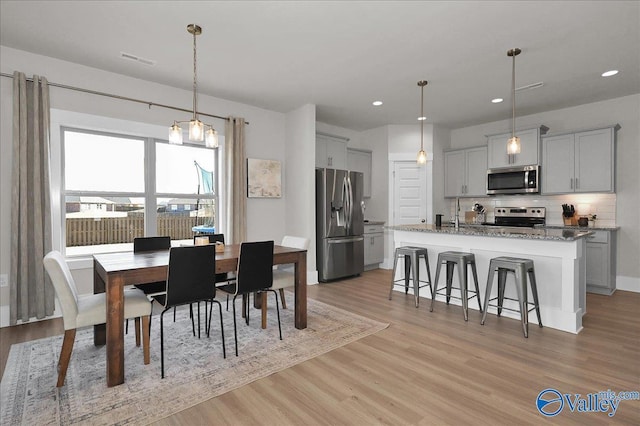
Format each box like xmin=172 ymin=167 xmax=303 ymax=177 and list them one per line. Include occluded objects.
xmin=1 ymin=296 xmax=388 ymax=425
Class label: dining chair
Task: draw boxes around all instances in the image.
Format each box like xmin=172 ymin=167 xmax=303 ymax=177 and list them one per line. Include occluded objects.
xmin=126 ymin=236 xmax=172 ymax=334
xmin=43 ymin=250 xmax=151 ymax=387
xmin=271 ymin=235 xmax=310 ymax=310
xmin=218 ymin=240 xmax=281 ymax=356
xmin=152 ymin=245 xmax=225 ymax=378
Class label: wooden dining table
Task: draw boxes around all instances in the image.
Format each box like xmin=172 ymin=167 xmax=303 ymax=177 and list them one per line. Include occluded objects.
xmin=93 ymin=243 xmax=307 ymax=387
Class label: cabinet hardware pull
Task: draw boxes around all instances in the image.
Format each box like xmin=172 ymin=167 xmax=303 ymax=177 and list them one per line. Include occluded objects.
xmin=576 ymin=177 xmax=579 ymax=189
xmin=570 ymin=178 xmax=573 ymax=189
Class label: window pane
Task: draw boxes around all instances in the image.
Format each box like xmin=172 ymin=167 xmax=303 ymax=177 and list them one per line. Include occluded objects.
xmin=156 ymin=142 xmax=216 ymax=194
xmin=64 ymin=130 xmax=144 ymax=192
xmin=65 ymin=196 xmax=145 ymax=250
xmin=156 ymin=197 xmax=216 ymax=238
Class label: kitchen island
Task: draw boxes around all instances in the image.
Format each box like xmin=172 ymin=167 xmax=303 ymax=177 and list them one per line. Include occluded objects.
xmin=389 ymin=224 xmax=593 ymax=334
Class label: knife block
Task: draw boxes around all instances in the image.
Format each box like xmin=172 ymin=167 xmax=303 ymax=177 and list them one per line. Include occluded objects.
xmin=563 ymin=216 xmax=578 ymax=226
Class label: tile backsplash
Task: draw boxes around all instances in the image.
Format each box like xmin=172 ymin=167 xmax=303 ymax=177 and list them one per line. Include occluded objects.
xmin=447 ymin=193 xmax=616 ymax=226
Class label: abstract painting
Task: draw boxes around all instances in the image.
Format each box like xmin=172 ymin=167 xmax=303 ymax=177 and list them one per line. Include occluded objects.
xmin=247 ymin=158 xmax=282 ymax=198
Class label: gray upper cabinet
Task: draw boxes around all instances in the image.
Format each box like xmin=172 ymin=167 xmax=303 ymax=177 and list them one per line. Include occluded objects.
xmin=316 ymin=133 xmax=347 ymax=170
xmin=542 ymin=126 xmax=617 ymax=194
xmin=487 ymin=126 xmax=548 ymax=169
xmin=444 ymin=146 xmax=487 ymax=198
xmin=347 ymin=148 xmax=372 ymax=198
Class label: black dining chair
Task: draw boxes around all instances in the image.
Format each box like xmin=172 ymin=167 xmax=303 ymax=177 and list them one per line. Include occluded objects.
xmin=218 ymin=240 xmax=281 ymax=356
xmin=152 ymin=245 xmax=226 ymax=378
xmin=125 ymin=236 xmax=172 ymax=335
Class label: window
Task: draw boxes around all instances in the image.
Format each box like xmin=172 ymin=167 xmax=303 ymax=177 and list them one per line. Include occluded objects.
xmin=62 ymin=127 xmax=218 ymax=256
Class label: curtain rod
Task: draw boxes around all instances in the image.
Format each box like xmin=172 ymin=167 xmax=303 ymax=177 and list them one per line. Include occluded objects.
xmin=0 ymin=72 xmax=249 ymax=125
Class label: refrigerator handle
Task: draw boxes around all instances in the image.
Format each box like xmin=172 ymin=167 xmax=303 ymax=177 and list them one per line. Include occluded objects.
xmin=346 ymin=175 xmax=353 ymax=231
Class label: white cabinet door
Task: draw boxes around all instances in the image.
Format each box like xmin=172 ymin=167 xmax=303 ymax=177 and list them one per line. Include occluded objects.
xmin=347 ymin=149 xmax=372 ymax=198
xmin=575 ymin=128 xmax=614 ymax=193
xmin=465 ymin=146 xmax=488 ymax=196
xmin=316 ymin=135 xmax=347 ymax=169
xmin=542 ymin=134 xmax=575 ymax=194
xmin=586 ymin=241 xmax=609 ymax=291
xmin=444 ymin=150 xmax=465 ymax=197
xmin=488 ymin=127 xmax=540 ymax=169
xmin=364 ymin=233 xmax=384 ymax=266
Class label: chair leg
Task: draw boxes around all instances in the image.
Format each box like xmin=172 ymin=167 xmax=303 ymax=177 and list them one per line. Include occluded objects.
xmin=389 ymin=252 xmax=400 ymax=300
xmin=272 ymin=290 xmax=282 ymax=340
xmin=471 ymin=261 xmax=482 ymax=312
xmin=56 ymin=329 xmax=76 ymax=387
xmin=430 ymin=255 xmax=442 ymax=312
xmin=160 ymin=310 xmax=166 ymax=378
xmin=279 ymin=289 xmax=287 ymax=309
xmin=134 ymin=317 xmax=141 ymax=346
xmin=481 ymin=263 xmax=496 ymax=325
xmin=458 ymin=262 xmax=469 ymax=322
xmin=125 ymin=318 xmax=129 ymax=335
xmin=142 ymin=315 xmax=150 ymax=365
xmin=189 ymin=304 xmax=196 ymax=337
xmin=404 ymin=255 xmax=411 ymax=294
xmin=529 ymin=268 xmax=543 ymax=328
xmin=197 ymin=302 xmax=201 ymax=339
xmin=261 ymin=292 xmax=267 ymax=330
xmin=232 ymin=295 xmax=239 ymax=356
xmin=211 ymin=299 xmax=226 ymax=358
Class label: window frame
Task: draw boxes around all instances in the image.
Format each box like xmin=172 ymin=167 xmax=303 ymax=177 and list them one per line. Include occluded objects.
xmin=53 ymin=111 xmax=223 ymax=258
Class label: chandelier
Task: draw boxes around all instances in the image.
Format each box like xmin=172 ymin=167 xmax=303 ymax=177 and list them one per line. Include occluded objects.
xmin=169 ymin=24 xmax=218 ymax=148
xmin=417 ymin=80 xmax=428 ymax=164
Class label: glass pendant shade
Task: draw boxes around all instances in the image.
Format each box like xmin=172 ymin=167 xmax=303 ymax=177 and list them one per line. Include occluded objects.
xmin=169 ymin=123 xmax=183 ymax=145
xmin=189 ymin=119 xmax=204 ymax=142
xmin=417 ymin=149 xmax=427 ymax=164
xmin=507 ymin=136 xmax=521 ymax=154
xmin=205 ymin=128 xmax=218 ymax=148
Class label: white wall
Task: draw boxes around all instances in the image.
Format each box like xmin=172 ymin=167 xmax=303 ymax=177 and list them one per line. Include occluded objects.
xmin=285 ymin=104 xmax=317 ymax=281
xmin=449 ymin=94 xmax=640 ymax=287
xmin=0 ymin=46 xmax=302 ymax=325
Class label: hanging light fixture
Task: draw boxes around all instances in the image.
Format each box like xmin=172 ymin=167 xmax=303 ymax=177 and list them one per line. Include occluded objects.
xmin=169 ymin=24 xmax=218 ymax=148
xmin=417 ymin=80 xmax=428 ymax=165
xmin=506 ymin=48 xmax=521 ymax=155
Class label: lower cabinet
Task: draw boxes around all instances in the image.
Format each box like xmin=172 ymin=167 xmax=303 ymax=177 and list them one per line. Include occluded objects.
xmin=364 ymin=224 xmax=384 ymax=270
xmin=586 ymin=230 xmax=617 ymax=295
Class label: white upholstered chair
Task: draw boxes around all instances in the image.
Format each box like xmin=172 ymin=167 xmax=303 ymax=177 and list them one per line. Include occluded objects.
xmin=43 ymin=250 xmax=152 ymax=387
xmin=271 ymin=236 xmax=310 ymax=309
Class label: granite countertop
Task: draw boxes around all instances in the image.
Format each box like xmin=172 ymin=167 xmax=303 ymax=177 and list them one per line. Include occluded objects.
xmin=535 ymin=224 xmax=619 ymax=231
xmin=364 ymin=220 xmax=385 ymax=225
xmin=388 ymin=224 xmax=594 ymax=241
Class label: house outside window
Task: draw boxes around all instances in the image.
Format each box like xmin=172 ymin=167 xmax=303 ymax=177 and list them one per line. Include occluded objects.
xmin=62 ymin=127 xmax=218 ymax=256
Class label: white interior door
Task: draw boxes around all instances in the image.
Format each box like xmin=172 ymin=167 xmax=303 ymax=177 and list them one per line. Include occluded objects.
xmin=392 ymin=162 xmax=427 ymax=225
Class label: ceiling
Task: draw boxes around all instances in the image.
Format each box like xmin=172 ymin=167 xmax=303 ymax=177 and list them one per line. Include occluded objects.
xmin=1 ymin=1 xmax=638 ymax=131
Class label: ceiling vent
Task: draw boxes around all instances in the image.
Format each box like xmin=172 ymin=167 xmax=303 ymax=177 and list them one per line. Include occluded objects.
xmin=516 ymin=81 xmax=544 ymax=92
xmin=119 ymin=52 xmax=156 ymax=66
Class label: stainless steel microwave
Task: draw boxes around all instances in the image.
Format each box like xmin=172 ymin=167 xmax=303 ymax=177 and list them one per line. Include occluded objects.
xmin=487 ymin=165 xmax=539 ymax=195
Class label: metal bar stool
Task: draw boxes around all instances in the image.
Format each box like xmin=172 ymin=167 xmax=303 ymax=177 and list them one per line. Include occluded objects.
xmin=429 ymin=251 xmax=482 ymax=321
xmin=480 ymin=256 xmax=543 ymax=338
xmin=389 ymin=246 xmax=432 ymax=308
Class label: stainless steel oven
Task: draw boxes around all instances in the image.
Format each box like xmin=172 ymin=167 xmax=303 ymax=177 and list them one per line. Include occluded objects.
xmin=487 ymin=165 xmax=539 ymax=195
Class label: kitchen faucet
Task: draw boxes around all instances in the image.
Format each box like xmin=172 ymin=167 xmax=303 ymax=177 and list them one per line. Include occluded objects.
xmin=454 ymin=197 xmax=460 ymax=229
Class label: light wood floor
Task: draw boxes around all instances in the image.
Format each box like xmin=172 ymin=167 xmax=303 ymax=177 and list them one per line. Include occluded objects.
xmin=2 ymin=269 xmax=638 ymax=424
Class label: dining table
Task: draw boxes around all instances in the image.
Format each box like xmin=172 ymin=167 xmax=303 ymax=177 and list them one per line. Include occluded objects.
xmin=93 ymin=243 xmax=307 ymax=387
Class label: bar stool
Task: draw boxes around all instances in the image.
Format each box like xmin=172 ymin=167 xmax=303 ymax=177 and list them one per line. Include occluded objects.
xmin=429 ymin=251 xmax=482 ymax=321
xmin=389 ymin=246 xmax=432 ymax=308
xmin=480 ymin=256 xmax=543 ymax=338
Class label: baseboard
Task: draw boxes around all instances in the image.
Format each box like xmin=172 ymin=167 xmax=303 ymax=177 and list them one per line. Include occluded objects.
xmin=0 ymin=301 xmax=62 ymax=328
xmin=616 ymin=275 xmax=640 ymax=293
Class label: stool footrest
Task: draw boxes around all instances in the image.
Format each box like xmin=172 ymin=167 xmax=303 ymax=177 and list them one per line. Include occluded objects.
xmin=433 ymin=287 xmax=480 ymax=301
xmin=486 ymin=296 xmax=539 ymax=313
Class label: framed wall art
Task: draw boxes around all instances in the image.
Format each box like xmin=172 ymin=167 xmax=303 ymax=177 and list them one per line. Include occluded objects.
xmin=247 ymin=158 xmax=282 ymax=198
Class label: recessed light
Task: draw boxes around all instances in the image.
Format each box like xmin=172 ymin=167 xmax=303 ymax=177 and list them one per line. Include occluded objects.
xmin=602 ymin=70 xmax=618 ymax=77
xmin=491 ymin=98 xmax=504 ymax=103
xmin=372 ymin=101 xmax=383 ymax=106
xmin=417 ymin=116 xmax=427 ymax=121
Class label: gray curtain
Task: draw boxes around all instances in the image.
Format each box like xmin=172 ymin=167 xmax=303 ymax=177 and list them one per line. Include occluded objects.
xmin=10 ymin=71 xmax=54 ymax=324
xmin=224 ymin=117 xmax=247 ymax=244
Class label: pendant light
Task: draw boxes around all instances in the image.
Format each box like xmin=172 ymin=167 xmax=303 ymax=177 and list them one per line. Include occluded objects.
xmin=169 ymin=24 xmax=218 ymax=148
xmin=506 ymin=48 xmax=521 ymax=155
xmin=417 ymin=80 xmax=428 ymax=165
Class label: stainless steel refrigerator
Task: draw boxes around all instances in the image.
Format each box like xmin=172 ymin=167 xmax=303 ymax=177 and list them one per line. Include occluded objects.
xmin=316 ymin=168 xmax=365 ymax=282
